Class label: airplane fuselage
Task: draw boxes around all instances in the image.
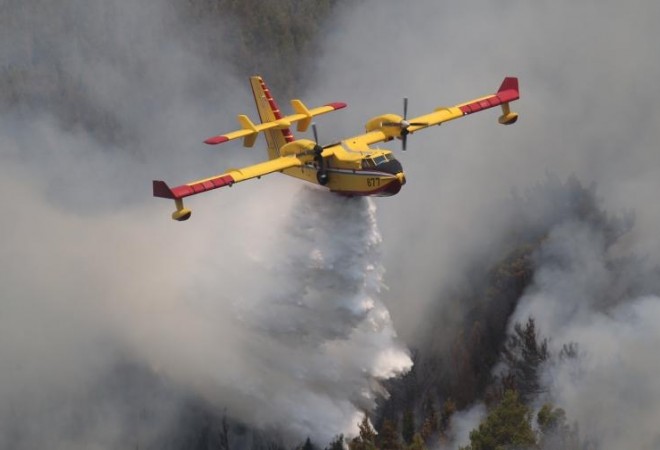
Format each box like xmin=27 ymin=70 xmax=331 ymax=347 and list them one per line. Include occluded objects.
xmin=280 ymin=141 xmax=406 ymax=196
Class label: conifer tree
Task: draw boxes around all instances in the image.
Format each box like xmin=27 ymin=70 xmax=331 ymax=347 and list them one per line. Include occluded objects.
xmin=325 ymin=435 xmax=344 ymax=450
xmin=537 ymin=404 xmax=581 ymax=450
xmin=378 ymin=418 xmax=402 ymax=450
xmin=301 ymin=437 xmax=316 ymax=450
xmin=502 ymin=317 xmax=549 ymax=403
xmin=459 ymin=390 xmax=536 ymax=450
xmin=401 ymin=409 xmax=415 ymax=445
xmin=439 ymin=398 xmax=456 ymax=435
xmin=407 ymin=433 xmax=428 ymax=450
xmin=349 ymin=416 xmax=377 ymax=450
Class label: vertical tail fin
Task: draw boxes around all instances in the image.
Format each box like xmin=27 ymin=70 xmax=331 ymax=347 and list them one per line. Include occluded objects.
xmin=249 ymin=76 xmax=295 ymax=160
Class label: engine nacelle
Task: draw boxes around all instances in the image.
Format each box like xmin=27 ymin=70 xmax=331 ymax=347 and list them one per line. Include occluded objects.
xmin=279 ymin=139 xmax=316 ymax=159
xmin=365 ymin=114 xmax=404 ymax=140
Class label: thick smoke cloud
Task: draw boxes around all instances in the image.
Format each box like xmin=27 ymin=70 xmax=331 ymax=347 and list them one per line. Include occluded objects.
xmin=512 ymin=218 xmax=660 ymax=449
xmin=4 ymin=0 xmax=660 ymax=447
xmin=310 ymin=0 xmax=660 ymax=340
xmin=545 ymin=296 xmax=660 ymax=450
xmin=1 ymin=0 xmax=410 ymax=447
xmin=309 ymin=0 xmax=660 ymax=447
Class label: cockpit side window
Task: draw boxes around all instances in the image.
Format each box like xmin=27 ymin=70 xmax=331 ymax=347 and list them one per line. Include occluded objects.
xmin=373 ymin=155 xmax=387 ymax=165
xmin=361 ymin=158 xmax=376 ymax=169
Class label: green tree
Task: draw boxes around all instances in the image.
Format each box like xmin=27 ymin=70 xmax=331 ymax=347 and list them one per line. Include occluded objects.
xmin=439 ymin=398 xmax=456 ymax=435
xmin=349 ymin=416 xmax=376 ymax=450
xmin=325 ymin=435 xmax=344 ymax=450
xmin=407 ymin=433 xmax=428 ymax=450
xmin=401 ymin=409 xmax=415 ymax=444
xmin=502 ymin=318 xmax=549 ymax=403
xmin=300 ymin=437 xmax=316 ymax=450
xmin=420 ymin=397 xmax=438 ymax=437
xmin=378 ymin=418 xmax=402 ymax=450
xmin=537 ymin=404 xmax=580 ymax=450
xmin=460 ymin=390 xmax=537 ymax=450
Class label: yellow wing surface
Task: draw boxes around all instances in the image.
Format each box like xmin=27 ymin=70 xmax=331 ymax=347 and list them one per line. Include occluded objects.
xmin=204 ymin=100 xmax=346 ymax=148
xmin=345 ymin=77 xmax=519 ymax=149
xmin=153 ymin=156 xmax=303 ymax=221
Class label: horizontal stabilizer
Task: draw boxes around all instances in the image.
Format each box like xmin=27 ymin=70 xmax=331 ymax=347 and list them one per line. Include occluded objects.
xmin=203 ymin=102 xmax=347 ymax=146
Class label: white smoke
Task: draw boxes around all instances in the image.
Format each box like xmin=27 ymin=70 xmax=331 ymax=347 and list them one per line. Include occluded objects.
xmin=309 ymin=2 xmax=660 ymax=445
xmin=0 ymin=0 xmax=410 ymax=447
xmin=0 ymin=123 xmax=411 ymax=447
xmin=544 ymin=296 xmax=660 ymax=450
xmin=6 ymin=0 xmax=660 ymax=447
xmin=508 ymin=216 xmax=660 ymax=449
xmin=308 ymin=0 xmax=660 ymax=343
xmin=443 ymin=403 xmax=486 ymax=450
xmin=226 ymin=187 xmax=412 ymax=441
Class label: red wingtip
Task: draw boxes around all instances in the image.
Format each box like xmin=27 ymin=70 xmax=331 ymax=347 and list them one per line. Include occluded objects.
xmin=498 ymin=77 xmax=519 ymax=94
xmin=326 ymin=102 xmax=347 ymax=110
xmin=204 ymin=135 xmax=229 ymax=145
xmin=153 ymin=180 xmax=175 ymax=199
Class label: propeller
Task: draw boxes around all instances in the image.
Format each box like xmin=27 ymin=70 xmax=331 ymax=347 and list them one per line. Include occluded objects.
xmin=382 ymin=97 xmax=427 ymax=150
xmin=311 ymin=122 xmax=323 ymax=155
xmin=311 ymin=123 xmax=329 ymax=185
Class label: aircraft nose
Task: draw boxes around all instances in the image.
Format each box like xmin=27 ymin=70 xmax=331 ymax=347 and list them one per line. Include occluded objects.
xmin=396 ymin=172 xmax=406 ymax=186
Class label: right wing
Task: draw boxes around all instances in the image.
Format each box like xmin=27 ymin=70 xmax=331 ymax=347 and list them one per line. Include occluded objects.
xmin=344 ymin=77 xmax=519 ymax=150
xmin=153 ymin=156 xmax=303 ymax=220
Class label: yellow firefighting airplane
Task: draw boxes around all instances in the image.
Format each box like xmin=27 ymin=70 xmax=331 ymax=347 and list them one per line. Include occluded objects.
xmin=153 ymin=76 xmax=519 ymax=221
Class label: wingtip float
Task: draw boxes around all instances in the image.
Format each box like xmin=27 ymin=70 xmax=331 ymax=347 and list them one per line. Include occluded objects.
xmin=154 ymin=76 xmax=519 ymax=221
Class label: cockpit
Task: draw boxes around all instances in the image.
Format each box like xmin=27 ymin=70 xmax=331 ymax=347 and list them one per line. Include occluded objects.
xmin=361 ymin=153 xmax=403 ymax=175
xmin=362 ymin=153 xmax=393 ymax=169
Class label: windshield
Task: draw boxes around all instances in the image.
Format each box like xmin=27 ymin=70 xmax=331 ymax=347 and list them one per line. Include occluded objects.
xmin=362 ymin=154 xmax=395 ymax=170
xmin=373 ymin=155 xmax=388 ymax=165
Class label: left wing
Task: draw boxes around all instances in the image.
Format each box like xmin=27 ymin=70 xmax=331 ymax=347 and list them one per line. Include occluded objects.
xmin=345 ymin=77 xmax=519 ymax=149
xmin=153 ymin=156 xmax=302 ymax=221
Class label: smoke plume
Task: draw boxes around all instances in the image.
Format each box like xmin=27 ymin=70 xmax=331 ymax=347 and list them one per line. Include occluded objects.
xmin=307 ymin=0 xmax=660 ymax=447
xmin=4 ymin=0 xmax=660 ymax=447
xmin=1 ymin=0 xmax=409 ymax=447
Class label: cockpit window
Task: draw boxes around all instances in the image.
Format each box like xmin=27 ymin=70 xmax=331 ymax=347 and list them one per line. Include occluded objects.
xmin=362 ymin=154 xmax=395 ymax=169
xmin=373 ymin=155 xmax=387 ymax=165
xmin=361 ymin=158 xmax=375 ymax=169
